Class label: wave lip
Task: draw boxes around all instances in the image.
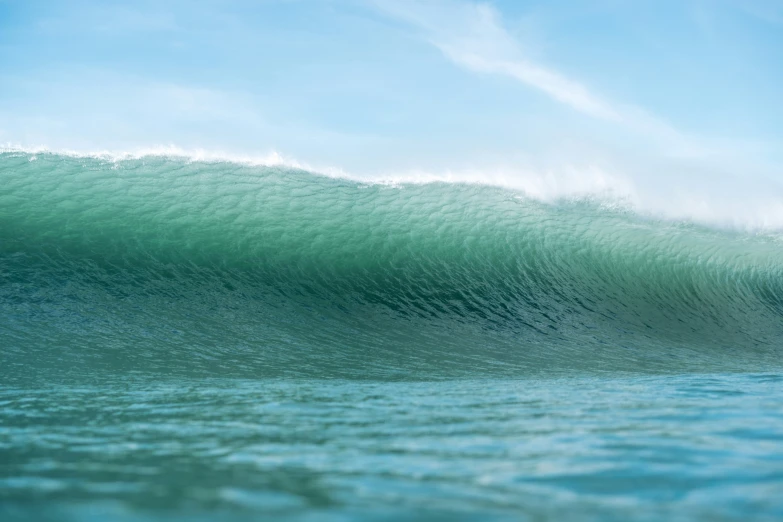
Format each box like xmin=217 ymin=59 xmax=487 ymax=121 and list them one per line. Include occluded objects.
xmin=1 ymin=151 xmax=782 ymax=378
xmin=5 ymin=145 xmax=783 ymax=231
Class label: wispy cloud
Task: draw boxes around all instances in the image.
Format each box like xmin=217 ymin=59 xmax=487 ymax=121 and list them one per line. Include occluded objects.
xmin=373 ymin=1 xmax=622 ymax=121
xmin=369 ymin=0 xmax=739 ymax=160
xmin=457 ymin=55 xmax=623 ymax=121
xmin=371 ymin=1 xmax=621 ymax=119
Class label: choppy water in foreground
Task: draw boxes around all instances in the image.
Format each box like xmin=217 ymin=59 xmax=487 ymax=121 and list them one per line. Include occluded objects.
xmin=1 ymin=151 xmax=783 ymax=519
xmin=1 ymin=374 xmax=782 ymax=521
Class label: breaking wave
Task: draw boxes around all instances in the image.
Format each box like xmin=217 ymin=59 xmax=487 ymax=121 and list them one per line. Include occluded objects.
xmin=2 ymin=150 xmax=782 ymax=379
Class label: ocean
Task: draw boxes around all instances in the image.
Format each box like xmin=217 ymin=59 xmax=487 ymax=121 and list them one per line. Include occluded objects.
xmin=1 ymin=150 xmax=782 ymax=520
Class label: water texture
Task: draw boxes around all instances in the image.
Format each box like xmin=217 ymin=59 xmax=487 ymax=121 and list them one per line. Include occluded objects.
xmin=1 ymin=375 xmax=782 ymax=521
xmin=1 ymin=151 xmax=782 ymax=520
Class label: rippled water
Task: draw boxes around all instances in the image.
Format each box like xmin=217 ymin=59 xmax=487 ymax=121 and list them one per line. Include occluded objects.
xmin=2 ymin=373 xmax=782 ymax=521
xmin=3 ymin=152 xmax=783 ymax=519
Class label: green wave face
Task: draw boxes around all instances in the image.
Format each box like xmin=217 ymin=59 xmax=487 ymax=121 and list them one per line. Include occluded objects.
xmin=2 ymin=151 xmax=782 ymax=379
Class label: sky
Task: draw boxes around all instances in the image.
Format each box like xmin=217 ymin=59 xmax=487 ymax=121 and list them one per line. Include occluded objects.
xmin=1 ymin=0 xmax=782 ymax=206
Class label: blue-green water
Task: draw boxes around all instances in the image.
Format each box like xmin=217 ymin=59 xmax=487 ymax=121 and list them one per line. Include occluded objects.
xmin=1 ymin=151 xmax=782 ymax=520
xmin=1 ymin=375 xmax=782 ymax=521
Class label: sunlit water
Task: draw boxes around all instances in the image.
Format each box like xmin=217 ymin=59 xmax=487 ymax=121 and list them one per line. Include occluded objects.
xmin=2 ymin=373 xmax=782 ymax=521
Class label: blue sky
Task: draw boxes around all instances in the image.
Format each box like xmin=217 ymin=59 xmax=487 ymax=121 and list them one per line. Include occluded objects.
xmin=1 ymin=0 xmax=781 ymax=183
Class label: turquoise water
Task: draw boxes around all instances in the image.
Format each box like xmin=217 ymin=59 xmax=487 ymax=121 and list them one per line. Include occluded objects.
xmin=2 ymin=375 xmax=782 ymax=521
xmin=1 ymin=151 xmax=783 ymax=520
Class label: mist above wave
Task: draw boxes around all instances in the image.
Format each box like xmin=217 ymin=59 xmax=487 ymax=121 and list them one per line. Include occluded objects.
xmin=4 ymin=145 xmax=783 ymax=232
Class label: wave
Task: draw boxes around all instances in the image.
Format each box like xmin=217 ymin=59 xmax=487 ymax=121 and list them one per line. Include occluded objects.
xmin=6 ymin=145 xmax=783 ymax=230
xmin=2 ymin=150 xmax=783 ymax=378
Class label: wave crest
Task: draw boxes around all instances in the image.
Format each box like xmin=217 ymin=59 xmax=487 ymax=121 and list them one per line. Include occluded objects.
xmin=1 ymin=151 xmax=782 ymax=378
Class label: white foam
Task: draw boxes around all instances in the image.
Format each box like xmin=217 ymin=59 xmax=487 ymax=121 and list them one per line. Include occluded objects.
xmin=3 ymin=143 xmax=783 ymax=232
xmin=2 ymin=143 xmax=311 ymax=169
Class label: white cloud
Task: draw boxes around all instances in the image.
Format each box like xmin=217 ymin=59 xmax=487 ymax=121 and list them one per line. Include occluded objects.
xmin=369 ymin=0 xmax=746 ymax=161
xmin=371 ymin=1 xmax=621 ymax=120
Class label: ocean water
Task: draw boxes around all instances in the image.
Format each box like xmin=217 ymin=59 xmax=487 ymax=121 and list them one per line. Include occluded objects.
xmin=1 ymin=151 xmax=782 ymax=520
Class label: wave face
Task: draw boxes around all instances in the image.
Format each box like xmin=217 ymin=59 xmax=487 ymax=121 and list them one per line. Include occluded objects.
xmin=2 ymin=151 xmax=783 ymax=379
